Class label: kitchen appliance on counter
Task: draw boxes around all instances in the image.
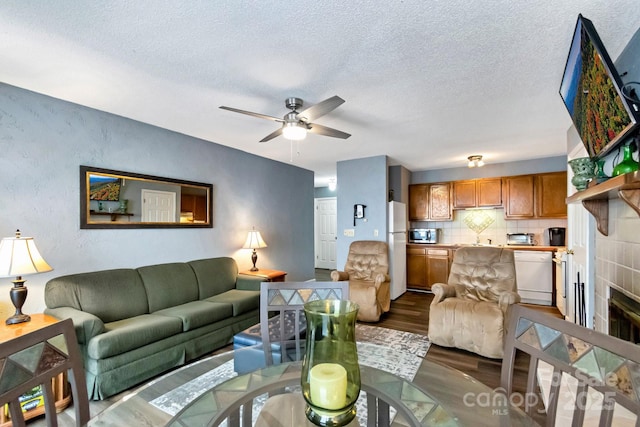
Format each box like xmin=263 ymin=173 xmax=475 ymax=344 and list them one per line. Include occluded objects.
xmin=388 ymin=201 xmax=407 ymax=300
xmin=408 ymin=228 xmax=439 ymax=244
xmin=549 ymin=227 xmax=566 ymax=246
xmin=506 ymin=233 xmax=535 ymax=246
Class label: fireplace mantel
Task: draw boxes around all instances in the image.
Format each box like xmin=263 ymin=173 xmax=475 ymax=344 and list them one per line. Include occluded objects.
xmin=566 ymin=170 xmax=640 ymax=236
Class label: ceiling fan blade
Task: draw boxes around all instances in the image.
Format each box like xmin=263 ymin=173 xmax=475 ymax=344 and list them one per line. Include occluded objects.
xmin=219 ymin=106 xmax=284 ymax=122
xmin=296 ymin=95 xmax=345 ymax=122
xmin=307 ymin=123 xmax=351 ymax=139
xmin=259 ymin=127 xmax=283 ymax=142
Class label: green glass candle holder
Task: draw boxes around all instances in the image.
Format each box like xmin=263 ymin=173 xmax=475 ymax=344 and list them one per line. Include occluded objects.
xmin=301 ymin=299 xmax=360 ymax=427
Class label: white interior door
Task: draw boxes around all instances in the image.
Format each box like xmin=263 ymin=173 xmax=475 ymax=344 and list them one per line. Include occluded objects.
xmin=142 ymin=189 xmax=177 ymax=222
xmin=315 ymin=197 xmax=337 ymax=269
xmin=566 ymin=145 xmax=595 ymax=327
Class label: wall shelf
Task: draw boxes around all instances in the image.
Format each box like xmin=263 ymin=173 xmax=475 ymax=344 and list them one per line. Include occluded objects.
xmin=566 ymin=171 xmax=640 ymax=236
xmin=89 ymin=210 xmax=134 ymax=222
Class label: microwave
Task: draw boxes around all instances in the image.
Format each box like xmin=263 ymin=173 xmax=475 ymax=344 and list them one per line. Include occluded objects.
xmin=409 ymin=228 xmax=439 ymax=244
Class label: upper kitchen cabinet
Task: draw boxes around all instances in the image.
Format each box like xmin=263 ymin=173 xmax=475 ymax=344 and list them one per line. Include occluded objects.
xmin=409 ymin=183 xmax=452 ymax=221
xmin=535 ymin=172 xmax=567 ymax=218
xmin=503 ymin=175 xmax=535 ymax=218
xmin=453 ymin=178 xmax=502 ymax=209
xmin=503 ymin=172 xmax=567 ymax=219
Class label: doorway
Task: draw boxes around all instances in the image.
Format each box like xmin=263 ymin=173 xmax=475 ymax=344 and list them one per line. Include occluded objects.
xmin=142 ymin=189 xmax=177 ymax=222
xmin=314 ymin=197 xmax=337 ymax=270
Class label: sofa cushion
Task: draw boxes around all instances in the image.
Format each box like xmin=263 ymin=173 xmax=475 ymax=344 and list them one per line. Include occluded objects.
xmin=137 ymin=263 xmax=199 ymax=312
xmin=45 ymin=269 xmax=148 ymax=323
xmin=154 ymin=301 xmax=233 ymax=331
xmin=189 ymin=257 xmax=239 ymax=299
xmin=87 ymin=314 xmax=183 ymax=359
xmin=205 ymin=289 xmax=260 ymax=316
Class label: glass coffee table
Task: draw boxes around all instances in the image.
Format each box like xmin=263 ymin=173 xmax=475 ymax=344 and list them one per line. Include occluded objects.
xmin=167 ymin=361 xmax=456 ymax=427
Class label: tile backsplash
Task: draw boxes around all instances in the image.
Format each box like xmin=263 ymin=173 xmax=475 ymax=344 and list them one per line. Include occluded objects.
xmin=411 ymin=208 xmax=568 ymax=246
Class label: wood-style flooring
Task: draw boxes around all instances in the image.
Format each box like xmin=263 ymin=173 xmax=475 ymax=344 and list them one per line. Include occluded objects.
xmin=35 ymin=269 xmax=561 ymax=426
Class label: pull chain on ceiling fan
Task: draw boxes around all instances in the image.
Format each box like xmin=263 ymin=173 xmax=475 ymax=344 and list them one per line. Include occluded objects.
xmin=220 ymin=96 xmax=351 ymax=143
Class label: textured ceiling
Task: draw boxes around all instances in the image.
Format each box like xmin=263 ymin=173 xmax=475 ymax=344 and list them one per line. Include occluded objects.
xmin=1 ymin=1 xmax=639 ymax=186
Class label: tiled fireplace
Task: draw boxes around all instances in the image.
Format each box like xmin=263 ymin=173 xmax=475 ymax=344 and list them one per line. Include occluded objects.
xmin=594 ymin=198 xmax=640 ymax=335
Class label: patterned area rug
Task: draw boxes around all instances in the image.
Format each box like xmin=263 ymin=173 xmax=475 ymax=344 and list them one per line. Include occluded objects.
xmin=150 ymin=325 xmax=430 ymax=423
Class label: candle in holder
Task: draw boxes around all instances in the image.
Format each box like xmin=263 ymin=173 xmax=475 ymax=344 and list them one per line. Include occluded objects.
xmin=309 ymin=363 xmax=347 ymax=410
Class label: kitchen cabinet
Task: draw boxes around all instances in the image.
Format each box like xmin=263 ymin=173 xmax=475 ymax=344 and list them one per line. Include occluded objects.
xmin=406 ymin=245 xmax=453 ymax=291
xmin=453 ymin=178 xmax=502 ymax=209
xmin=409 ymin=184 xmax=429 ymax=220
xmin=536 ymin=172 xmax=567 ymax=218
xmin=407 ymin=247 xmax=428 ymax=289
xmin=181 ymin=194 xmax=208 ymax=222
xmin=408 ymin=183 xmax=452 ymax=221
xmin=503 ymin=175 xmax=535 ymax=218
xmin=503 ymin=172 xmax=567 ymax=219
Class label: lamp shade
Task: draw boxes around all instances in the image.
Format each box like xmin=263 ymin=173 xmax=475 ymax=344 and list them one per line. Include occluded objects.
xmin=242 ymin=230 xmax=268 ymax=250
xmin=0 ymin=232 xmax=53 ymax=277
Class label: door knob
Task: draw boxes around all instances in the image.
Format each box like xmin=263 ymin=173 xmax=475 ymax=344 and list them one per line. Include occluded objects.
xmin=566 ymin=249 xmax=574 ymax=255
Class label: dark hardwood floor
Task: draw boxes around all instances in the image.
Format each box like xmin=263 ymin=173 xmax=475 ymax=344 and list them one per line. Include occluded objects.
xmin=38 ymin=269 xmax=560 ymax=426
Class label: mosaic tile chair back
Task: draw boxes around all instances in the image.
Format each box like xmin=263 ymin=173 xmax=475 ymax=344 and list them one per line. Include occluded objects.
xmin=260 ymin=281 xmax=349 ymax=366
xmin=501 ymin=305 xmax=640 ymax=426
xmin=0 ymin=318 xmax=90 ymax=427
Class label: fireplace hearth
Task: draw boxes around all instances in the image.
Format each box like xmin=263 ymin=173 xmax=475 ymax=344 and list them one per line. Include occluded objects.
xmin=609 ymin=289 xmax=640 ymax=344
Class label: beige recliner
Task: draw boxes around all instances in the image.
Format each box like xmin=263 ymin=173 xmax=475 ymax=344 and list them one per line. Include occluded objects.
xmin=428 ymin=246 xmax=520 ymax=359
xmin=331 ymin=240 xmax=391 ymax=322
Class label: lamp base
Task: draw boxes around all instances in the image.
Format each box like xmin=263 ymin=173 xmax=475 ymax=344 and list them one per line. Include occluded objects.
xmin=6 ymin=278 xmax=30 ymax=325
xmin=250 ymin=249 xmax=259 ymax=271
xmin=6 ymin=313 xmax=31 ymax=325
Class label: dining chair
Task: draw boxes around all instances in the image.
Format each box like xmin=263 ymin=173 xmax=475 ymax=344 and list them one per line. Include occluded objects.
xmin=0 ymin=318 xmax=90 ymax=427
xmin=501 ymin=304 xmax=640 ymax=426
xmin=260 ymin=280 xmax=349 ymax=366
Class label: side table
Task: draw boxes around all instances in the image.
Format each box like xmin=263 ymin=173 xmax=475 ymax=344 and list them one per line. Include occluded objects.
xmin=0 ymin=314 xmax=72 ymax=426
xmin=239 ymin=268 xmax=287 ymax=282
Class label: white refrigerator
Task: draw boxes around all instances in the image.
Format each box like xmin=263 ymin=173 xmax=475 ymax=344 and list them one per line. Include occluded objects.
xmin=388 ymin=201 xmax=407 ymax=300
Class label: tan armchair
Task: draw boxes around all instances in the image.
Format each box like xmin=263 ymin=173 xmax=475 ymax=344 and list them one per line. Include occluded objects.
xmin=428 ymin=246 xmax=520 ymax=358
xmin=331 ymin=240 xmax=391 ymax=322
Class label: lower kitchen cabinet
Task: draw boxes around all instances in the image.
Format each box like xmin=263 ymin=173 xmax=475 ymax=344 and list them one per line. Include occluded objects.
xmin=406 ymin=246 xmax=453 ymax=291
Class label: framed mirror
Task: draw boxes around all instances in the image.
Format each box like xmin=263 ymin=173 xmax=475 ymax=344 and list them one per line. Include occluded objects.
xmin=80 ymin=166 xmax=213 ymax=229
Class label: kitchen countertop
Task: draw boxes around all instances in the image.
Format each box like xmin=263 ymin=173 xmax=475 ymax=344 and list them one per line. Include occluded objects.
xmin=406 ymin=243 xmax=565 ymax=252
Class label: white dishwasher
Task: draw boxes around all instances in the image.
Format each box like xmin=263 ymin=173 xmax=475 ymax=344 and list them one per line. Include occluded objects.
xmin=513 ymin=251 xmax=553 ymax=305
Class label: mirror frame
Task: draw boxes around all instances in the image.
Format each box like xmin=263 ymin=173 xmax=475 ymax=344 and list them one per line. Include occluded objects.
xmin=80 ymin=166 xmax=213 ymax=229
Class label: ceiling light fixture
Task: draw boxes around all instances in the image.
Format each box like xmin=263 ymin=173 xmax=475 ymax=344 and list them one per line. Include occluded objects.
xmin=328 ymin=178 xmax=336 ymax=191
xmin=467 ymin=155 xmax=485 ymax=168
xmin=282 ymin=119 xmax=307 ymax=141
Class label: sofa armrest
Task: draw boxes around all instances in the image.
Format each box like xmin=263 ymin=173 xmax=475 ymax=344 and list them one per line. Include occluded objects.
xmin=236 ymin=274 xmax=264 ymax=291
xmin=498 ymin=291 xmax=521 ymax=312
xmin=431 ymin=283 xmax=456 ymax=304
xmin=44 ymin=307 xmax=105 ymax=345
xmin=331 ymin=270 xmax=349 ymax=281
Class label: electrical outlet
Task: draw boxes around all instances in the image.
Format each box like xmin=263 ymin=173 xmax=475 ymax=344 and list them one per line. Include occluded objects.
xmin=373 ymin=229 xmax=379 ymax=237
xmin=343 ymin=229 xmax=355 ymax=237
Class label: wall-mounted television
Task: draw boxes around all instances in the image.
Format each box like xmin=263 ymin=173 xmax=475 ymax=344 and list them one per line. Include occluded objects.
xmin=559 ymin=14 xmax=639 ymax=159
xmin=89 ymin=174 xmax=122 ymax=201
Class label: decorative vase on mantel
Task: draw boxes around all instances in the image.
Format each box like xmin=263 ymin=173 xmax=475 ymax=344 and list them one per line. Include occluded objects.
xmin=612 ymin=144 xmax=639 ymax=177
xmin=594 ymin=159 xmax=609 ymax=184
xmin=568 ymin=157 xmax=595 ymax=191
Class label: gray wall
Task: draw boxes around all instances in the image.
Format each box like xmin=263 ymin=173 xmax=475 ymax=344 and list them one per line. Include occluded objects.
xmin=335 ymin=156 xmax=388 ymax=267
xmin=0 ymin=83 xmax=315 ymax=318
xmin=411 ymin=156 xmax=567 ymax=183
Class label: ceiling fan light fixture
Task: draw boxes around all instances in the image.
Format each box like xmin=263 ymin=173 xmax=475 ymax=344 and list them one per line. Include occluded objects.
xmin=282 ymin=122 xmax=307 ymax=140
xmin=467 ymin=155 xmax=484 ymax=168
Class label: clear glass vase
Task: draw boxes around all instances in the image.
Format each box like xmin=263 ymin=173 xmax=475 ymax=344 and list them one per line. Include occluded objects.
xmin=301 ymin=300 xmax=360 ymax=426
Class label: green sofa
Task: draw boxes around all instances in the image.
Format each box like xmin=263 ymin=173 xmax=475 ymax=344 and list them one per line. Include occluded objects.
xmin=44 ymin=257 xmax=262 ymax=400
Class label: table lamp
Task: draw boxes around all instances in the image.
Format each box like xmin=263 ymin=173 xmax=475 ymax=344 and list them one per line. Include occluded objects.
xmin=242 ymin=228 xmax=267 ymax=271
xmin=0 ymin=230 xmax=53 ymax=325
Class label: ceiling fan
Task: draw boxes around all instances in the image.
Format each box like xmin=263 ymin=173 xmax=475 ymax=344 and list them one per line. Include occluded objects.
xmin=220 ymin=96 xmax=351 ymax=142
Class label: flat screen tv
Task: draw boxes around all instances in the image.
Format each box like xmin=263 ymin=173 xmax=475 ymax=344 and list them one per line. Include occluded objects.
xmin=89 ymin=174 xmax=122 ymax=201
xmin=559 ymin=14 xmax=639 ymax=159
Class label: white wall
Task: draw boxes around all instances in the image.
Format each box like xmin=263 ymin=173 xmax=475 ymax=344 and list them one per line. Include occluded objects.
xmin=0 ymin=83 xmax=315 ymax=318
